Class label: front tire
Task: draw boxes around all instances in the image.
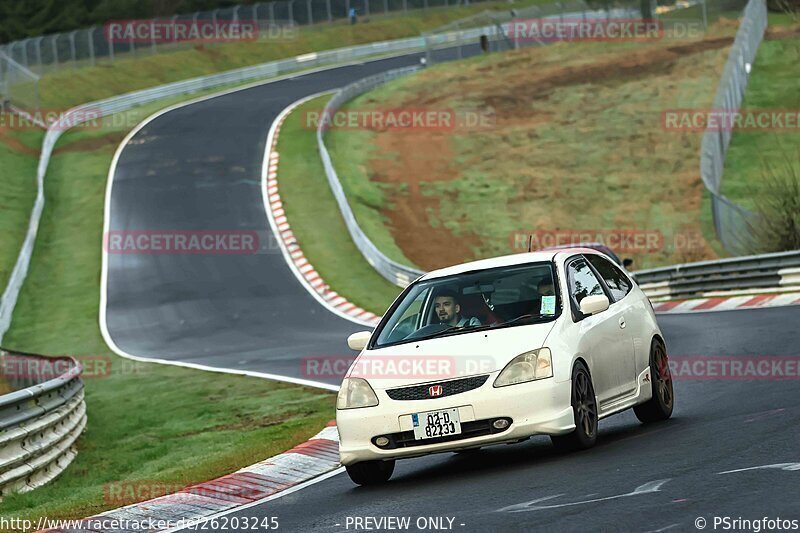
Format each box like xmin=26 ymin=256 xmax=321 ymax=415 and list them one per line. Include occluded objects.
xmin=551 ymin=362 xmax=598 ymax=452
xmin=345 ymin=460 xmax=395 ymax=485
xmin=634 ymin=339 xmax=674 ymax=423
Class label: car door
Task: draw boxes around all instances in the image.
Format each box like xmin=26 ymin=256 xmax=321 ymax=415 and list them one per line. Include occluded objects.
xmin=585 ymin=254 xmax=639 ymax=396
xmin=566 ymin=257 xmax=636 ymax=405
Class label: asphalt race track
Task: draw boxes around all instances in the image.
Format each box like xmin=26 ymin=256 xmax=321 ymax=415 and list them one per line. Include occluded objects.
xmin=103 ymin=46 xmax=800 ymax=532
xmin=193 ymin=306 xmax=800 ymax=532
xmin=104 ymin=49 xmax=478 ymax=386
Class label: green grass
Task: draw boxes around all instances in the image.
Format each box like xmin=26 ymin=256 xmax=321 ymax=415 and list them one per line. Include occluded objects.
xmin=34 ymin=0 xmax=553 ymax=110
xmin=323 ymin=28 xmax=741 ymax=271
xmin=279 ymin=95 xmax=402 ymax=314
xmin=721 ymin=33 xmax=800 ymax=211
xmin=0 ymin=92 xmax=335 ymax=522
xmin=325 ymin=114 xmax=419 ymax=269
xmin=0 ymin=127 xmax=44 ymax=292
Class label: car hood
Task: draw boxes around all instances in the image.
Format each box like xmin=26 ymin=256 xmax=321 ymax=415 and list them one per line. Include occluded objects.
xmin=349 ymin=321 xmax=557 ymax=390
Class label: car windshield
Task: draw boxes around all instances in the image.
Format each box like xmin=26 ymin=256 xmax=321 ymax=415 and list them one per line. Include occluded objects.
xmin=372 ymin=262 xmax=559 ymax=349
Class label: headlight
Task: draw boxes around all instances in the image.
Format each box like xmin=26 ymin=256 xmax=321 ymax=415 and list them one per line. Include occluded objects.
xmin=493 ymin=348 xmax=553 ymax=387
xmin=337 ymin=378 xmax=379 ymax=409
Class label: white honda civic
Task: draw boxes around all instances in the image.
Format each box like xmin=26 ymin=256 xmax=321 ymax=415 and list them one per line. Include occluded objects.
xmin=337 ymin=249 xmax=674 ymax=485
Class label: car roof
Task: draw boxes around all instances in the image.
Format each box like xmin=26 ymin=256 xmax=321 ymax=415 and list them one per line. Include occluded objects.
xmin=420 ymin=249 xmax=603 ymax=281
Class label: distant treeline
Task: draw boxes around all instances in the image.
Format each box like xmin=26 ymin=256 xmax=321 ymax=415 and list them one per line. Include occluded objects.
xmin=0 ymin=0 xmax=261 ymax=44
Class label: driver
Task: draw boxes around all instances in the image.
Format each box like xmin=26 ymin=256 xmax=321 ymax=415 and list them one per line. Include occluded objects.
xmin=433 ymin=290 xmax=481 ymax=327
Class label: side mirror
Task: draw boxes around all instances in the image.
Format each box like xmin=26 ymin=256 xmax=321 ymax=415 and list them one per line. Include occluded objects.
xmin=347 ymin=331 xmax=372 ymax=351
xmin=622 ymin=258 xmax=633 ymax=269
xmin=579 ymin=294 xmax=610 ymax=316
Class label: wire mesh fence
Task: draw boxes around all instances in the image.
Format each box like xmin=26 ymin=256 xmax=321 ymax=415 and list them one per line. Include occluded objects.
xmin=700 ymin=0 xmax=768 ymax=255
xmin=0 ymin=0 xmax=484 ymax=77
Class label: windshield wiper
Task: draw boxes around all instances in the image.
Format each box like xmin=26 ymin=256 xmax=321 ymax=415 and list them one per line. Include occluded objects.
xmin=493 ymin=314 xmax=549 ymax=327
xmin=411 ymin=323 xmax=486 ymax=341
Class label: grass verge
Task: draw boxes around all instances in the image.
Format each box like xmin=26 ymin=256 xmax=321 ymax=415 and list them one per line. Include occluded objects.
xmin=326 ymin=26 xmax=742 ymax=271
xmin=0 ymin=90 xmax=335 ymax=522
xmin=0 ymin=127 xmax=43 ymax=291
xmin=279 ymin=95 xmax=402 ymax=314
xmin=721 ymin=30 xmax=800 ymax=212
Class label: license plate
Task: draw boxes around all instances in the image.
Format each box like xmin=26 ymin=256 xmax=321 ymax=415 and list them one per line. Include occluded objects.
xmin=411 ymin=408 xmax=462 ymax=440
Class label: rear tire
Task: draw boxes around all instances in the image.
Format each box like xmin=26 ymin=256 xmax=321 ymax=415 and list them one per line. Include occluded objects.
xmin=551 ymin=362 xmax=598 ymax=452
xmin=634 ymin=339 xmax=674 ymax=423
xmin=345 ymin=460 xmax=395 ymax=485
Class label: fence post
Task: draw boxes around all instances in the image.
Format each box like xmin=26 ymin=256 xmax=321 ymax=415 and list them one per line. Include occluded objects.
xmin=364 ymin=0 xmax=370 ymax=16
xmin=171 ymin=15 xmax=179 ymax=43
xmin=34 ymin=37 xmax=43 ymax=72
xmin=307 ymin=0 xmax=314 ymax=24
xmin=383 ymin=0 xmax=388 ymax=14
xmin=109 ymin=31 xmax=115 ymax=63
xmin=20 ymin=39 xmax=29 ymax=68
xmin=327 ymin=0 xmax=333 ymax=21
xmin=269 ymin=2 xmax=276 ymax=24
xmin=702 ymin=0 xmax=708 ymax=29
xmin=88 ymin=28 xmax=95 ymax=67
xmin=151 ymin=21 xmax=157 ymax=54
xmin=51 ymin=37 xmax=59 ymax=69
xmin=69 ymin=31 xmax=77 ymax=64
xmin=289 ymin=0 xmax=295 ymax=23
xmin=403 ymin=0 xmax=407 ymax=12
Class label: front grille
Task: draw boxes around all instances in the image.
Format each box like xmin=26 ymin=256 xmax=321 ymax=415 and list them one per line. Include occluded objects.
xmin=386 ymin=375 xmax=490 ymax=401
xmin=372 ymin=417 xmax=513 ymax=449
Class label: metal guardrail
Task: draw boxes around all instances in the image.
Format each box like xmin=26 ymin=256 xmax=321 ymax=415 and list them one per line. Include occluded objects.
xmin=318 ymin=65 xmax=428 ymax=287
xmin=0 ymin=349 xmax=86 ymax=498
xmin=0 ymin=36 xmax=434 ymax=344
xmin=634 ymin=250 xmax=800 ymax=300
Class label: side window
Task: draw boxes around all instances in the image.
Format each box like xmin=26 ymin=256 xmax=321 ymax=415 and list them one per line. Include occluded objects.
xmin=567 ymin=259 xmax=605 ymax=306
xmin=587 ymin=255 xmax=632 ymax=301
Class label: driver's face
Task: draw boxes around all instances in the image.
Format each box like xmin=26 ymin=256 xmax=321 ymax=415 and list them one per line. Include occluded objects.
xmin=539 ymin=283 xmax=555 ymax=297
xmin=434 ymin=297 xmax=459 ymax=325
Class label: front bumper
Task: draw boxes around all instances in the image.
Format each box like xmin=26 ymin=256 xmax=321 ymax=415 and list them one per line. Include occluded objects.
xmin=337 ymin=373 xmax=574 ymax=465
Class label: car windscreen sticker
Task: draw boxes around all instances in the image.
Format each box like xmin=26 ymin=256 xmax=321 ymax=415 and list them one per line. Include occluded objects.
xmin=412 ymin=413 xmax=420 ymax=427
xmin=540 ymin=295 xmax=556 ymax=315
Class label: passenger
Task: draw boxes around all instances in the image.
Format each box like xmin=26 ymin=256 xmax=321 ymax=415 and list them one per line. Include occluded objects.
xmin=433 ymin=290 xmax=481 ymax=327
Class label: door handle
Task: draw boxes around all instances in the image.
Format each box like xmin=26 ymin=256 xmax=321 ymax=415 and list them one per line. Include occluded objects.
xmin=618 ymin=317 xmax=626 ymax=329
